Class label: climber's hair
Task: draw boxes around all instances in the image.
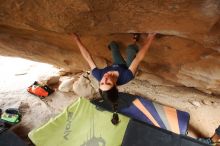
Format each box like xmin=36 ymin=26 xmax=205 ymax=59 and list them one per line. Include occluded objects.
xmin=99 ymin=86 xmax=119 ymax=125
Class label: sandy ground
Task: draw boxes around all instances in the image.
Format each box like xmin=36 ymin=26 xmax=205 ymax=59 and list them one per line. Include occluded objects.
xmin=0 ymin=56 xmax=220 ymax=144
xmin=0 ymin=57 xmax=79 ymax=142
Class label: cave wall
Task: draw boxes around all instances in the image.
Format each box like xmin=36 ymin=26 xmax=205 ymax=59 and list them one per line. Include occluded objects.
xmin=0 ymin=0 xmax=220 ymax=95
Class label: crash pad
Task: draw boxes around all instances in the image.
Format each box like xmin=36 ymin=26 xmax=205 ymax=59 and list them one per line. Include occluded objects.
xmin=28 ymin=97 xmax=129 ymax=146
xmin=91 ymin=92 xmax=190 ymax=134
xmin=0 ymin=130 xmax=27 ymax=146
xmin=122 ymin=119 xmax=210 ymax=146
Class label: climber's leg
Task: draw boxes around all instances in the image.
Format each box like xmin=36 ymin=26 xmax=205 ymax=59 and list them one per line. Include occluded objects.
xmin=108 ymin=41 xmax=126 ymax=65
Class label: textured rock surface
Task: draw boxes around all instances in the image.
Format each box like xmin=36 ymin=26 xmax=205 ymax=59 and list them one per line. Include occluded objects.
xmin=0 ymin=0 xmax=220 ymax=94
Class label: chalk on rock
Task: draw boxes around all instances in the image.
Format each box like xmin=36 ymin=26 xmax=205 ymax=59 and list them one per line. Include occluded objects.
xmin=190 ymin=100 xmax=201 ymax=107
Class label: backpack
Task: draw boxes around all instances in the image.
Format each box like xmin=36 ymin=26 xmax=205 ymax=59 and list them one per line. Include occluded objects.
xmin=0 ymin=108 xmax=21 ymax=134
xmin=27 ymin=81 xmax=54 ymax=98
xmin=0 ymin=109 xmax=27 ymax=146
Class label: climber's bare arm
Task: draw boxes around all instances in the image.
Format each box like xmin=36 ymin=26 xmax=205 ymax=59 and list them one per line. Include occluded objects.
xmin=129 ymin=33 xmax=156 ymax=75
xmin=71 ymin=33 xmax=97 ymax=70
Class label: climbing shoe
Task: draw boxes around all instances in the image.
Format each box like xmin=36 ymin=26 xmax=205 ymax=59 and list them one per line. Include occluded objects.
xmin=133 ymin=33 xmax=140 ymax=42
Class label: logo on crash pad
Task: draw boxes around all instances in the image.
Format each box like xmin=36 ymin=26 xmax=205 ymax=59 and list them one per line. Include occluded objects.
xmin=64 ymin=111 xmax=74 ymax=140
xmin=80 ymin=118 xmax=106 ymax=146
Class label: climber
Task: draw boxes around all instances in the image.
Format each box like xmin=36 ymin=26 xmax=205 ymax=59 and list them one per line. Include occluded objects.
xmin=72 ymin=33 xmax=156 ymax=92
xmin=72 ymin=33 xmax=156 ymax=124
xmin=198 ymin=125 xmax=220 ymax=145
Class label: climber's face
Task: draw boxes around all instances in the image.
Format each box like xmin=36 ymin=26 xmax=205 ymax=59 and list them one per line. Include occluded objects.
xmin=99 ymin=72 xmax=117 ymax=91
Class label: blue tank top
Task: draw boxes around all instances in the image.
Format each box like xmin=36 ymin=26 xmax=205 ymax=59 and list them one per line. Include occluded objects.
xmin=92 ymin=64 xmax=134 ymax=85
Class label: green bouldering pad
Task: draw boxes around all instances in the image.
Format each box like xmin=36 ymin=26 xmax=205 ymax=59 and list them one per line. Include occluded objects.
xmin=28 ymin=97 xmax=129 ymax=146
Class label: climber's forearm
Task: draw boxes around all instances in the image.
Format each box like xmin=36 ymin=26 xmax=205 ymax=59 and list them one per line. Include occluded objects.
xmin=74 ymin=36 xmax=96 ymax=70
xmin=128 ymin=33 xmax=156 ymax=75
xmin=135 ymin=36 xmax=154 ymax=61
